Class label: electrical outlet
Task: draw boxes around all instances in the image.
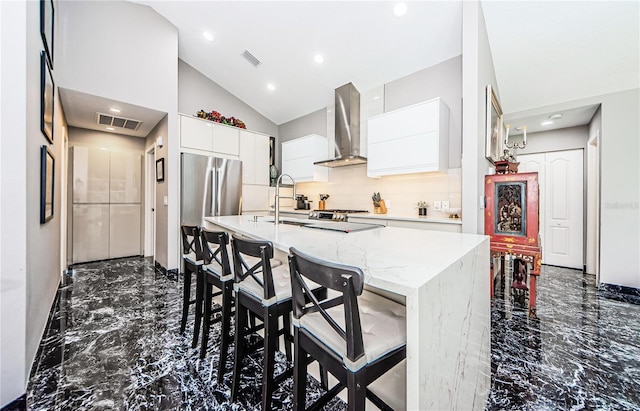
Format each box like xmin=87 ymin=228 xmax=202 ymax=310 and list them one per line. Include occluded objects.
xmin=434 ymin=201 xmax=441 ymax=211
xmin=385 ymin=200 xmax=391 ymax=208
xmin=442 ymin=201 xmax=450 ymax=210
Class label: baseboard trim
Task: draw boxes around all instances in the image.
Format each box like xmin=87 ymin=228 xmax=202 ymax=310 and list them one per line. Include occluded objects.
xmin=1 ymin=394 xmax=26 ymax=411
xmin=154 ymin=260 xmax=179 ymax=281
xmin=599 ymin=282 xmax=640 ymax=305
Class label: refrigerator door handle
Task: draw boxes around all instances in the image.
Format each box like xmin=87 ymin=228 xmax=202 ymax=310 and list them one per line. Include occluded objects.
xmin=213 ymin=167 xmax=221 ymax=216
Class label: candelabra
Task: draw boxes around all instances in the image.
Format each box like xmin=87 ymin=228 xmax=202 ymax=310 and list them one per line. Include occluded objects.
xmin=504 ymin=124 xmax=527 ymax=150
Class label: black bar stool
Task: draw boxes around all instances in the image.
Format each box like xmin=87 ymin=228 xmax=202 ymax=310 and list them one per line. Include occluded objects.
xmin=288 ymin=247 xmax=407 ymax=411
xmin=180 ymin=225 xmax=205 ymax=349
xmin=229 ymin=235 xmax=324 ymax=411
xmin=199 ymin=229 xmax=235 ymax=384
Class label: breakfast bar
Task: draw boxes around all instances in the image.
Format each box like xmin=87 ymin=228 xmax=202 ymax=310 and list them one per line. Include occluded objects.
xmin=205 ymin=215 xmax=491 ymax=410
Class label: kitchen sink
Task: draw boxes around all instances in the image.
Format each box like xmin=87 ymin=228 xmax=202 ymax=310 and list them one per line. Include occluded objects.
xmin=262 ymin=218 xmax=310 ymax=227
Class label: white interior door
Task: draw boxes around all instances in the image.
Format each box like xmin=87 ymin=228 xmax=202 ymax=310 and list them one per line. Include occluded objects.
xmin=518 ymin=153 xmax=546 ymax=260
xmin=519 ymin=149 xmax=584 ymax=269
xmin=546 ymin=150 xmax=583 ymax=269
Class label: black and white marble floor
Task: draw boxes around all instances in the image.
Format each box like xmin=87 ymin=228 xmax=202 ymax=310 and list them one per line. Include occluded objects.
xmin=26 ymin=257 xmax=342 ymax=410
xmin=489 ymin=265 xmax=640 ymax=410
xmin=23 ymin=257 xmax=640 ymax=410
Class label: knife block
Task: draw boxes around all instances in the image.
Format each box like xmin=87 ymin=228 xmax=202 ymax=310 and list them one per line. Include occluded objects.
xmin=374 ymin=199 xmax=387 ymax=214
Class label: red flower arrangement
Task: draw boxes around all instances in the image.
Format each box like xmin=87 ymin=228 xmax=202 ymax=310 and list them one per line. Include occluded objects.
xmin=196 ymin=110 xmax=247 ymax=129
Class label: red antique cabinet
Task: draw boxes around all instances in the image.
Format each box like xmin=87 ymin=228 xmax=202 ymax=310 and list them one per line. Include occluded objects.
xmin=485 ymin=172 xmax=541 ymax=316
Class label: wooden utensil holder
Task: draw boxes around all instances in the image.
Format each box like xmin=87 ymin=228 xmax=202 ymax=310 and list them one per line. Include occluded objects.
xmin=374 ymin=199 xmax=387 ymax=214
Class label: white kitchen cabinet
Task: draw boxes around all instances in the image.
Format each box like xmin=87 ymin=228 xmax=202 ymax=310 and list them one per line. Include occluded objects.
xmin=72 ymin=204 xmax=110 ymax=263
xmin=367 ymin=98 xmax=449 ymax=177
xmin=180 ymin=114 xmax=239 ymax=157
xmin=109 ymin=203 xmax=141 ymax=258
xmin=72 ymin=146 xmax=110 ymax=204
xmin=239 ymin=130 xmax=270 ymax=186
xmin=110 ymin=151 xmax=141 ymax=203
xmin=281 ymin=134 xmax=329 ymax=182
xmin=242 ymin=184 xmax=270 ymax=212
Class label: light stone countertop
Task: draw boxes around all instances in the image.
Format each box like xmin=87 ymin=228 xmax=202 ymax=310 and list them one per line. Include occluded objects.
xmin=203 ymin=214 xmax=491 ymax=409
xmin=205 ymin=215 xmax=483 ymax=297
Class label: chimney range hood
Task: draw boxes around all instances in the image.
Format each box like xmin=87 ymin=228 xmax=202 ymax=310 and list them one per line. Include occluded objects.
xmin=314 ymin=82 xmax=367 ymax=168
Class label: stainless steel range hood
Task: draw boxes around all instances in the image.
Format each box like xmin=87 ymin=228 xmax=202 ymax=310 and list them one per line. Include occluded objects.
xmin=314 ymin=83 xmax=366 ymax=168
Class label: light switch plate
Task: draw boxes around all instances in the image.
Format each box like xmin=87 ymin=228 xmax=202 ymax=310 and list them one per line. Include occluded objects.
xmin=442 ymin=200 xmax=450 ymax=210
xmin=434 ymin=201 xmax=441 ymax=211
xmin=385 ymin=200 xmax=391 ymax=208
xmin=163 ymin=196 xmax=168 ymax=206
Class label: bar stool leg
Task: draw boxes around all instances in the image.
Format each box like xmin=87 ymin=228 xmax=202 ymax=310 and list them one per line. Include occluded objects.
xmin=199 ymin=282 xmax=212 ymax=359
xmin=180 ymin=268 xmax=192 ymax=333
xmin=192 ymin=270 xmax=204 ymax=348
xmin=262 ymin=311 xmax=278 ymax=411
xmin=231 ymin=301 xmax=248 ymax=402
xmin=217 ymin=281 xmax=233 ymax=384
xmin=293 ymin=329 xmax=308 ymax=411
xmin=347 ymin=372 xmax=366 ymax=411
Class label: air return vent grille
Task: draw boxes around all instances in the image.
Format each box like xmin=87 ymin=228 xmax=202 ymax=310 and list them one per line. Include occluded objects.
xmin=96 ymin=112 xmax=142 ymax=131
xmin=242 ymin=49 xmax=261 ymax=67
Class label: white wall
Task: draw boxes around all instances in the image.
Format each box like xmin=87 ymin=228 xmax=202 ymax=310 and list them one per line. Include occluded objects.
xmin=511 ymin=126 xmax=589 ymax=155
xmin=461 ymin=1 xmax=500 ymax=235
xmin=145 ymin=116 xmax=169 ymax=269
xmin=57 ymin=0 xmax=179 ymax=270
xmin=0 ymin=1 xmax=28 ymax=406
xmin=178 ymin=59 xmax=278 ymax=136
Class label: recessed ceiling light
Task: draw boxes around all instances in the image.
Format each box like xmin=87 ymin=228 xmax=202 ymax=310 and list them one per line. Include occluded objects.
xmin=393 ymin=2 xmax=407 ymax=17
xmin=373 ymin=96 xmax=381 ymax=100
xmin=202 ymin=31 xmax=214 ymax=42
xmin=267 ymin=83 xmax=276 ymax=91
xmin=314 ymin=54 xmax=324 ymax=64
xmin=110 ymin=108 xmax=121 ymax=113
xmin=549 ymin=113 xmax=563 ymax=120
xmin=540 ymin=120 xmax=554 ymax=126
xmin=515 ymin=126 xmax=523 ymax=131
xmin=106 ymin=127 xmax=115 ymax=131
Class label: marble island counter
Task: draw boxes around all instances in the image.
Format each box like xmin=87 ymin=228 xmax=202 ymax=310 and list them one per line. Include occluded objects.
xmin=204 ymin=215 xmax=490 ymax=410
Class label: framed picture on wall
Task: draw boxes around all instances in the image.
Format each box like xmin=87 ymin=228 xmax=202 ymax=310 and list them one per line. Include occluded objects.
xmin=484 ymin=172 xmax=540 ymax=247
xmin=485 ymin=84 xmax=503 ymax=163
xmin=40 ymin=145 xmax=55 ymax=224
xmin=40 ymin=0 xmax=55 ymax=68
xmin=269 ymin=136 xmax=276 ymax=166
xmin=156 ymin=158 xmax=165 ymax=182
xmin=41 ymin=51 xmax=54 ymax=144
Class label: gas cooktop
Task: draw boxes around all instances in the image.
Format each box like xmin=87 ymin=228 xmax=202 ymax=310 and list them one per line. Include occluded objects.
xmin=312 ymin=209 xmax=369 ymax=213
xmin=309 ymin=209 xmax=369 ymax=221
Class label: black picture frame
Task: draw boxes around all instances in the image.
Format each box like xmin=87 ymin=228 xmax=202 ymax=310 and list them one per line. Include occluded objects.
xmin=156 ymin=158 xmax=165 ymax=182
xmin=41 ymin=51 xmax=54 ymax=144
xmin=40 ymin=145 xmax=55 ymax=224
xmin=40 ymin=0 xmax=54 ymax=68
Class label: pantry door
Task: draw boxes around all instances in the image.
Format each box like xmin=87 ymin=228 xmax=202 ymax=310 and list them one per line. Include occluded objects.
xmin=519 ymin=149 xmax=584 ymax=269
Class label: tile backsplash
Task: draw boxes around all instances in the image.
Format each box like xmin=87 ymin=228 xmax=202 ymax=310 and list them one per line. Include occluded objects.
xmin=293 ymin=164 xmax=462 ymax=217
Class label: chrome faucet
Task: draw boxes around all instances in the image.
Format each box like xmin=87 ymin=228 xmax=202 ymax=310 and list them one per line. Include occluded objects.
xmin=274 ymin=174 xmax=296 ymax=225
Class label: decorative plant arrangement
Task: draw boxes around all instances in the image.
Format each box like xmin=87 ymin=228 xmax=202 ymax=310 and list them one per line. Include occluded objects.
xmin=372 ymin=192 xmax=387 ymax=214
xmin=196 ymin=109 xmax=247 ymax=129
xmin=417 ymin=201 xmax=429 ymax=216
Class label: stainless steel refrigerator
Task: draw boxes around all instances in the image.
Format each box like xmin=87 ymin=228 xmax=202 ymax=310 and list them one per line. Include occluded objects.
xmin=181 ymin=153 xmax=243 ymax=226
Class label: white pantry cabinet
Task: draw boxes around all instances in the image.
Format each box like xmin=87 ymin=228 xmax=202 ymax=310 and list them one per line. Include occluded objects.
xmin=281 ymin=134 xmax=329 ymax=182
xmin=367 ymin=98 xmax=449 ymax=177
xmin=180 ymin=114 xmax=240 ymax=157
xmin=239 ymin=130 xmax=270 ymax=186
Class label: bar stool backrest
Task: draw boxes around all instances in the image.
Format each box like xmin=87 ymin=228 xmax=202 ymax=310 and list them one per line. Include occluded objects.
xmin=231 ymin=235 xmax=277 ymax=301
xmin=181 ymin=225 xmax=202 ymax=261
xmin=288 ymin=247 xmax=366 ymax=363
xmin=200 ymin=230 xmax=231 ymax=277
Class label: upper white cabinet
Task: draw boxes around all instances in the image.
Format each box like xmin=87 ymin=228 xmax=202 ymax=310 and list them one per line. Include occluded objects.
xmin=180 ymin=115 xmax=239 ymax=157
xmin=281 ymin=134 xmax=329 ymax=182
xmin=367 ymin=98 xmax=449 ymax=177
xmin=239 ymin=130 xmax=270 ymax=186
